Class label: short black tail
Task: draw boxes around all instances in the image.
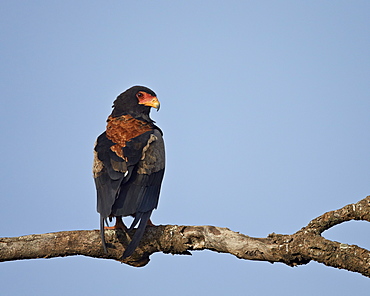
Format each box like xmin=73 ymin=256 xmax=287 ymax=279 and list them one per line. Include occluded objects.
xmin=122 ymin=211 xmax=152 ymax=258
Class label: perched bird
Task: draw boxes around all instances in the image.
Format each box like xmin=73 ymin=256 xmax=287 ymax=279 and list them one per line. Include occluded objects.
xmin=93 ymin=86 xmax=165 ymax=258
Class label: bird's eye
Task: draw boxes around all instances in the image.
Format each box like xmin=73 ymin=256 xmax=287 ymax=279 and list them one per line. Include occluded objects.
xmin=137 ymin=92 xmax=143 ymax=98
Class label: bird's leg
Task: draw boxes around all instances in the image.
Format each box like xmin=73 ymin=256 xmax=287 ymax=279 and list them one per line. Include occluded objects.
xmin=131 ymin=213 xmax=155 ymax=227
xmin=104 ymin=216 xmax=127 ymax=231
xmin=146 ymin=219 xmax=155 ymax=227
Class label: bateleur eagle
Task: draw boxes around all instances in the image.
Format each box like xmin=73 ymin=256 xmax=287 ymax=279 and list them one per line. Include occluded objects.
xmin=93 ymin=86 xmax=165 ymax=258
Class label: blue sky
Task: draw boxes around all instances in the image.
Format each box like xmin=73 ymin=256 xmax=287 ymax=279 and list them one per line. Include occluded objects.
xmin=1 ymin=1 xmax=369 ymax=295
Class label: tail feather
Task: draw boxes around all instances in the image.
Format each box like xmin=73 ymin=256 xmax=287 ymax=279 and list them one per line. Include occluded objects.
xmin=122 ymin=211 xmax=152 ymax=258
xmin=100 ymin=215 xmax=108 ymax=253
xmin=128 ymin=214 xmax=141 ymax=231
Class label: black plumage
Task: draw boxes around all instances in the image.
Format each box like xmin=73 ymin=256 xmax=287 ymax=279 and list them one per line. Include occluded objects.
xmin=93 ymin=86 xmax=165 ymax=258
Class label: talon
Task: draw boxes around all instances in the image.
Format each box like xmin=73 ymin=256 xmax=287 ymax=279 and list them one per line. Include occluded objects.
xmin=104 ymin=216 xmax=127 ymax=231
xmin=146 ymin=219 xmax=155 ymax=227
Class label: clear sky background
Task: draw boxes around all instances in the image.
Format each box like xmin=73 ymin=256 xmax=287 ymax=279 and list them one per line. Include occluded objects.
xmin=1 ymin=1 xmax=369 ymax=295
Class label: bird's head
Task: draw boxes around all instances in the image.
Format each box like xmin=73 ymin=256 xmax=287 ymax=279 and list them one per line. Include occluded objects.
xmin=111 ymin=86 xmax=160 ymax=121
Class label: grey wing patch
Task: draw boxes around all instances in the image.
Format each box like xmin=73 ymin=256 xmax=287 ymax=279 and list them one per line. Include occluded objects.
xmin=92 ymin=141 xmax=128 ymax=179
xmin=92 ymin=143 xmax=104 ymax=178
xmin=110 ymin=158 xmax=128 ymax=175
xmin=137 ymin=129 xmax=165 ymax=175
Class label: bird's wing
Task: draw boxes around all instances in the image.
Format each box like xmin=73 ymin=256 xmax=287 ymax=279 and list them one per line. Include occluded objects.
xmin=93 ymin=129 xmax=155 ymax=218
xmin=118 ymin=128 xmax=165 ymax=258
xmin=93 ymin=127 xmax=165 ymax=256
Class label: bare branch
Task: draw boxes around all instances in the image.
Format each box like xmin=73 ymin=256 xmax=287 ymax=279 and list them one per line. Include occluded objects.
xmin=1 ymin=196 xmax=369 ymax=277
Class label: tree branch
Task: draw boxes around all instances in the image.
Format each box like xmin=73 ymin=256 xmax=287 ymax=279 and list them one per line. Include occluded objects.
xmin=1 ymin=196 xmax=369 ymax=277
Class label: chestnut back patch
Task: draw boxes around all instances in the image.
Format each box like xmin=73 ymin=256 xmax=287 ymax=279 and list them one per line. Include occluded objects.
xmin=106 ymin=115 xmax=152 ymax=159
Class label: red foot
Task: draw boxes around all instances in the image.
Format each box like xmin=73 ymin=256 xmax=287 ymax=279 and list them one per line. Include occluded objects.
xmin=104 ymin=216 xmax=127 ymax=231
xmin=131 ymin=214 xmax=156 ymax=227
xmin=147 ymin=219 xmax=155 ymax=227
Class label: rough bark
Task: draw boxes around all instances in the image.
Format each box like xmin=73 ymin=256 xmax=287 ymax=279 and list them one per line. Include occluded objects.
xmin=1 ymin=196 xmax=369 ymax=277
